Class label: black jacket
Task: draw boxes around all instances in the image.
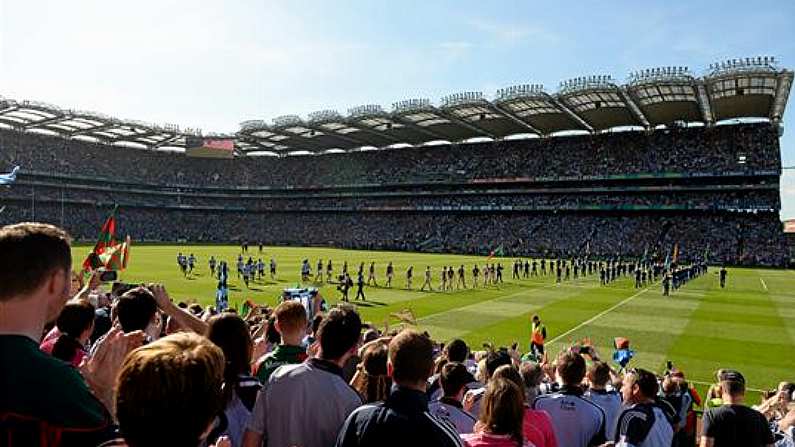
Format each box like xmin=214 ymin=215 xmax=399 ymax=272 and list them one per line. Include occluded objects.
xmin=335 ymin=386 xmax=463 ymax=447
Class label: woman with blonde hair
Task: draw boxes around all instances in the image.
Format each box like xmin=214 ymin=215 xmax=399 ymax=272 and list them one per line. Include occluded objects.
xmin=463 ymin=377 xmax=534 ymax=447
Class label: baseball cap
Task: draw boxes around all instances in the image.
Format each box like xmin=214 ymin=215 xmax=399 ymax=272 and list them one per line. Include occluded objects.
xmin=717 ymin=369 xmax=745 ymax=384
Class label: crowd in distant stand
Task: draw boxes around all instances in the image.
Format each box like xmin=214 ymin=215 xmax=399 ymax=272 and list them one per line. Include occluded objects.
xmin=0 ymin=123 xmax=781 ymax=189
xmin=0 ymin=202 xmax=787 ymax=266
xmin=2 ymin=222 xmax=793 ymax=447
xmin=2 ymin=182 xmax=781 ymax=212
xmin=0 ymin=122 xmax=786 ymax=266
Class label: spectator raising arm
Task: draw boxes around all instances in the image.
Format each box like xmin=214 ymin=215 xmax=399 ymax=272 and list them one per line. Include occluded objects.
xmin=149 ymin=283 xmax=209 ymax=335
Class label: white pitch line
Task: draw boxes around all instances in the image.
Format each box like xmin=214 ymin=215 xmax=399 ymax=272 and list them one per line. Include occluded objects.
xmin=760 ymin=278 xmax=768 ymax=291
xmin=689 ymin=379 xmax=764 ymax=393
xmin=547 ymin=287 xmax=651 ymax=345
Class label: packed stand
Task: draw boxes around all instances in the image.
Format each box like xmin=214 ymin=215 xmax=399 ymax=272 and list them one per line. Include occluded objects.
xmin=0 ymin=203 xmax=787 ymax=266
xmin=0 ymin=123 xmax=781 ymax=189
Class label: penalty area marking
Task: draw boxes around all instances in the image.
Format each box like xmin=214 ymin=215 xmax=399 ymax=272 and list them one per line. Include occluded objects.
xmin=547 ymin=287 xmax=651 ymax=345
xmin=760 ymin=278 xmax=768 ymax=291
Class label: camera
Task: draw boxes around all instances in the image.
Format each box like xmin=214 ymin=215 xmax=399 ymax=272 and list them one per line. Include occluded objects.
xmin=98 ymin=270 xmax=118 ymax=282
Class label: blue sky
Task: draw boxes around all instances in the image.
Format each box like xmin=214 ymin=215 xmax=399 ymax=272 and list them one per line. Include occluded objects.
xmin=1 ymin=0 xmax=794 ymax=215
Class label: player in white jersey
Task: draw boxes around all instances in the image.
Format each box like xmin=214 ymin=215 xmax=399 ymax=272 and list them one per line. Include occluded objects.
xmin=420 ymin=266 xmax=433 ymax=291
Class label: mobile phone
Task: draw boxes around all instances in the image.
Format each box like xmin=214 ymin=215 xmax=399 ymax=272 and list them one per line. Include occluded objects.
xmin=666 ymin=360 xmax=673 ymax=370
xmin=99 ymin=270 xmax=118 ymax=282
xmin=111 ymin=282 xmax=139 ymax=297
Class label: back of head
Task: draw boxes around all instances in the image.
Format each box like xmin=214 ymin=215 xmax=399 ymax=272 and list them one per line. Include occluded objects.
xmin=445 ymin=338 xmax=469 ymax=363
xmin=52 ymin=299 xmax=95 ymax=362
xmin=556 ymin=350 xmax=586 ymax=386
xmin=273 ymin=300 xmax=308 ymax=335
xmin=353 ymin=340 xmax=391 ymax=403
xmin=440 ymin=362 xmax=471 ymax=398
xmin=317 ymin=304 xmax=362 ymax=361
xmin=485 ymin=350 xmax=512 ymax=380
xmin=55 ymin=299 xmax=96 ymax=337
xmin=116 ymin=288 xmax=158 ymax=333
xmin=0 ymin=223 xmax=71 ymax=301
xmin=587 ymin=361 xmax=611 ymax=388
xmin=388 ymin=330 xmax=434 ymax=387
xmin=520 ymin=361 xmax=544 ymax=389
xmin=207 ymin=313 xmax=253 ymax=401
xmin=479 ymin=378 xmax=525 ymax=443
xmin=717 ymin=369 xmax=746 ymax=397
xmin=116 ymin=332 xmax=225 ymax=447
xmin=361 ymin=340 xmax=389 ymax=376
xmin=492 ymin=364 xmax=523 ymax=393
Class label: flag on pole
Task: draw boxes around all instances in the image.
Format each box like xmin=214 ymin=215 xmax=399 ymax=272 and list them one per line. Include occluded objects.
xmin=672 ymin=243 xmax=679 ymax=265
xmin=82 ymin=206 xmax=131 ymax=272
xmin=486 ymin=244 xmax=504 ymax=260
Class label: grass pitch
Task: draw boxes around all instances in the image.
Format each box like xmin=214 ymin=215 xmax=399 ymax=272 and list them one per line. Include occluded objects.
xmin=72 ymin=244 xmax=795 ymax=398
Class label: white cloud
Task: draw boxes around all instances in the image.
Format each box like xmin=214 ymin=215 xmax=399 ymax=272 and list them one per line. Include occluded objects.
xmin=467 ymin=18 xmax=559 ymax=45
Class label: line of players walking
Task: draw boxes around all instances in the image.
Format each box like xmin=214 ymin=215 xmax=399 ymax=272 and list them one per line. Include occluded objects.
xmin=179 ymin=250 xmax=718 ymax=307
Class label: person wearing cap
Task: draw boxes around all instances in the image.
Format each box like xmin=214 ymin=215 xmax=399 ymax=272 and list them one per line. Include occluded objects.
xmin=700 ymin=369 xmax=774 ymax=447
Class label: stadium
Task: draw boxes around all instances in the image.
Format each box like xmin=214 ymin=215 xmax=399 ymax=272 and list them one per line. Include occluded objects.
xmin=0 ymin=57 xmax=793 ymax=265
xmin=1 ymin=5 xmax=795 ymax=445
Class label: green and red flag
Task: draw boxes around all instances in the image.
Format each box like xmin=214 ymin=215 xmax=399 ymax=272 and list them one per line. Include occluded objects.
xmin=82 ymin=206 xmax=131 ymax=272
xmin=486 ymin=244 xmax=504 ymax=260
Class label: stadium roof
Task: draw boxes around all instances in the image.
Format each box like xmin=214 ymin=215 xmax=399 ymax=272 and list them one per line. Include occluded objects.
xmin=1 ymin=56 xmax=792 ymax=155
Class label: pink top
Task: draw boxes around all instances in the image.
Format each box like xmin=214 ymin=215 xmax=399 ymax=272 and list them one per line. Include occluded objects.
xmin=40 ymin=337 xmax=87 ymax=367
xmin=523 ymin=408 xmax=558 ymax=447
xmin=462 ymin=432 xmax=533 ymax=447
xmin=41 ymin=327 xmax=61 ymax=345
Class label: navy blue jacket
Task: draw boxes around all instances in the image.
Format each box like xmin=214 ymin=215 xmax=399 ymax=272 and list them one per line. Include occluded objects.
xmin=335 ymin=386 xmax=463 ymax=447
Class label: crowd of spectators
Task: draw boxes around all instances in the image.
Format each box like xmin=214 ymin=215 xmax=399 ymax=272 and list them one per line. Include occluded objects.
xmin=0 ymin=202 xmax=787 ymax=266
xmin=1 ymin=182 xmax=781 ymax=212
xmin=2 ymin=222 xmax=793 ymax=447
xmin=0 ymin=121 xmax=786 ymax=266
xmin=0 ymin=122 xmax=780 ymax=189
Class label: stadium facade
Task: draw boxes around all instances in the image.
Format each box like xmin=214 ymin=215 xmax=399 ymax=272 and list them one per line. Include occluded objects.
xmin=0 ymin=57 xmax=792 ymax=266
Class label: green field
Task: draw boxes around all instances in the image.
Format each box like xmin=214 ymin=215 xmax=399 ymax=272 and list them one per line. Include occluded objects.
xmin=73 ymin=244 xmax=795 ymax=397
